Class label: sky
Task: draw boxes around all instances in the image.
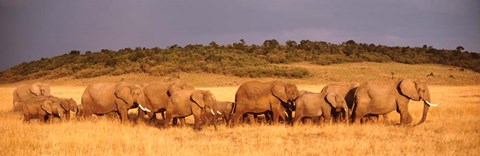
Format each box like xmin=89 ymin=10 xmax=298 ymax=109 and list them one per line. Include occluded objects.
xmin=1 ymin=0 xmax=479 ymax=71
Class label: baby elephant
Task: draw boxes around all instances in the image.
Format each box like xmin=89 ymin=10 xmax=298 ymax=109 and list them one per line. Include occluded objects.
xmin=293 ymin=92 xmax=348 ymax=125
xmin=22 ymin=96 xmax=78 ymax=122
xmin=203 ymin=101 xmax=235 ymax=126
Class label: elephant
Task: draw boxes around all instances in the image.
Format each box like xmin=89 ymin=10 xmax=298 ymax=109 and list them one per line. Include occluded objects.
xmin=22 ymin=96 xmax=66 ymax=122
xmin=353 ymin=79 xmax=440 ymax=125
xmin=79 ymin=82 xmax=147 ymax=123
xmin=293 ymin=91 xmax=348 ymax=125
xmin=203 ymin=101 xmax=235 ymax=126
xmin=139 ymin=81 xmax=195 ymax=123
xmin=12 ymin=83 xmax=51 ymax=112
xmin=233 ymin=81 xmax=300 ymax=125
xmin=319 ymin=83 xmax=359 ymax=122
xmin=47 ymin=96 xmax=78 ymax=120
xmin=164 ymin=90 xmax=218 ymax=130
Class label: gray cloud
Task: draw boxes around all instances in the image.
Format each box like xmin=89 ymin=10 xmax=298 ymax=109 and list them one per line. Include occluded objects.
xmin=1 ymin=0 xmax=479 ymax=71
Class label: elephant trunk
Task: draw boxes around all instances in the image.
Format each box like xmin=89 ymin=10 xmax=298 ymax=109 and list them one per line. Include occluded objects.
xmin=414 ymin=102 xmax=430 ymax=126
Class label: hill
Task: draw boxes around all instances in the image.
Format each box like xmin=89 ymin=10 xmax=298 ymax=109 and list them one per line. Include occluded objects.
xmin=2 ymin=62 xmax=479 ymax=87
xmin=0 ymin=39 xmax=479 ymax=84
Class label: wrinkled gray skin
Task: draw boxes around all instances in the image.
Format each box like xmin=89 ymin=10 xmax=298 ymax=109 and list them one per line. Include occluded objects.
xmin=23 ymin=96 xmax=66 ymax=122
xmin=319 ymin=83 xmax=359 ymax=122
xmin=164 ymin=90 xmax=218 ymax=130
xmin=139 ymin=81 xmax=195 ymax=123
xmin=233 ymin=81 xmax=300 ymax=125
xmin=294 ymin=92 xmax=348 ymax=125
xmin=13 ymin=83 xmax=51 ymax=112
xmin=353 ymin=79 xmax=434 ymax=125
xmin=79 ymin=82 xmax=145 ymax=124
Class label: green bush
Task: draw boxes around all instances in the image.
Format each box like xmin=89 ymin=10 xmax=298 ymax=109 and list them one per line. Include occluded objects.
xmin=0 ymin=39 xmax=478 ymax=83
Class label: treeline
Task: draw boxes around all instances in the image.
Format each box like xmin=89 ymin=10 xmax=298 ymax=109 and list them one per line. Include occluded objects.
xmin=0 ymin=39 xmax=478 ymax=83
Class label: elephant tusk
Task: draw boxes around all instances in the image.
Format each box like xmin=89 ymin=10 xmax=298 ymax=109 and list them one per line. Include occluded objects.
xmin=425 ymin=101 xmax=440 ymax=107
xmin=210 ymin=109 xmax=215 ymax=115
xmin=217 ymin=111 xmax=222 ymax=115
xmin=138 ymin=104 xmax=151 ymax=112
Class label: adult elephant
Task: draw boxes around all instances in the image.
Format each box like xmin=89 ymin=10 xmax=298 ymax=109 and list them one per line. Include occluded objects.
xmin=294 ymin=91 xmax=348 ymax=125
xmin=233 ymin=81 xmax=300 ymax=125
xmin=79 ymin=82 xmax=147 ymax=123
xmin=319 ymin=83 xmax=359 ymax=122
xmin=353 ymin=79 xmax=440 ymax=125
xmin=139 ymin=81 xmax=195 ymax=122
xmin=164 ymin=90 xmax=218 ymax=130
xmin=12 ymin=83 xmax=51 ymax=112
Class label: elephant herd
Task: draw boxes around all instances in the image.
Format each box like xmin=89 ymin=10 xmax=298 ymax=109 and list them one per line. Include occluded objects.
xmin=12 ymin=78 xmax=440 ymax=130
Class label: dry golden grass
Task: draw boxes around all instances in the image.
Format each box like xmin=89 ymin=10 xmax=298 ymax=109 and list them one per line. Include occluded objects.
xmin=1 ymin=62 xmax=480 ymax=155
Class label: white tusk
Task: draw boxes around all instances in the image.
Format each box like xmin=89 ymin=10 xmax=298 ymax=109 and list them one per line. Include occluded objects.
xmin=217 ymin=111 xmax=222 ymax=115
xmin=210 ymin=109 xmax=215 ymax=115
xmin=425 ymin=101 xmax=440 ymax=107
xmin=139 ymin=104 xmax=151 ymax=112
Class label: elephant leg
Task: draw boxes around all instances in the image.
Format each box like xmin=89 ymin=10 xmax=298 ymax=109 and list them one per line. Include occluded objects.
xmin=265 ymin=111 xmax=273 ymax=123
xmin=323 ymin=114 xmax=332 ymax=125
xmin=233 ymin=109 xmax=246 ymax=126
xmin=397 ymin=102 xmax=412 ymax=125
xmin=117 ymin=108 xmax=128 ymax=124
xmin=323 ymin=108 xmax=333 ymax=125
xmin=353 ymin=105 xmax=368 ymax=124
xmin=150 ymin=113 xmax=158 ymax=123
xmin=382 ymin=115 xmax=389 ymax=123
xmin=172 ymin=117 xmax=178 ymax=126
xmin=247 ymin=114 xmax=256 ymax=125
xmin=193 ymin=115 xmax=202 ymax=131
xmin=293 ymin=112 xmax=303 ymax=126
xmin=163 ymin=112 xmax=173 ymax=128
xmin=179 ymin=117 xmax=187 ymax=126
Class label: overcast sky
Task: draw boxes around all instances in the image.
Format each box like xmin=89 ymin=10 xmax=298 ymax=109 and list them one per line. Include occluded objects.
xmin=1 ymin=0 xmax=479 ymax=71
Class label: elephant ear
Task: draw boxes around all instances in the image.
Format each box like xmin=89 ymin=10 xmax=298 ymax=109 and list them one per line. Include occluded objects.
xmin=59 ymin=100 xmax=69 ymax=111
xmin=115 ymin=85 xmax=134 ymax=104
xmin=41 ymin=101 xmax=54 ymax=114
xmin=271 ymin=84 xmax=288 ymax=103
xmin=191 ymin=91 xmax=205 ymax=108
xmin=399 ymin=79 xmax=420 ymax=101
xmin=325 ymin=93 xmax=337 ymax=107
xmin=30 ymin=84 xmax=41 ymax=96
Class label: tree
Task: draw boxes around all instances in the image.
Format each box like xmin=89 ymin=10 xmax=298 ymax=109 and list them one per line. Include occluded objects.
xmin=345 ymin=40 xmax=357 ymax=45
xmin=285 ymin=40 xmax=297 ymax=48
xmin=233 ymin=39 xmax=246 ymax=50
xmin=456 ymin=46 xmax=464 ymax=52
xmin=69 ymin=50 xmax=80 ymax=55
xmin=263 ymin=39 xmax=280 ymax=50
xmin=209 ymin=41 xmax=219 ymax=48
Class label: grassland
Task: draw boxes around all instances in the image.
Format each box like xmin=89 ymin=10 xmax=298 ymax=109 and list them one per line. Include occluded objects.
xmin=1 ymin=62 xmax=479 ymax=155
